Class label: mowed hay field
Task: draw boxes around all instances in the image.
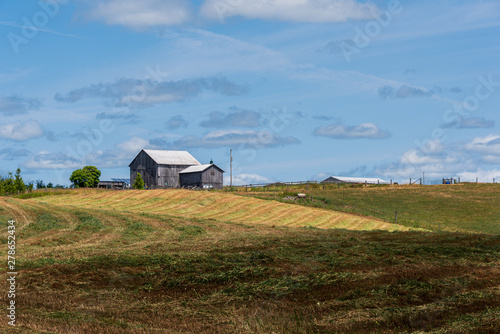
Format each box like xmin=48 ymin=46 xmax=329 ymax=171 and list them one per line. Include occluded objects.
xmin=31 ymin=189 xmax=419 ymax=232
xmin=0 ymin=189 xmax=499 ymax=333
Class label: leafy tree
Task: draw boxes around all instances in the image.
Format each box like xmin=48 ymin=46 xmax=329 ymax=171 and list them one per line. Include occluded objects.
xmin=14 ymin=168 xmax=25 ymax=193
xmin=70 ymin=169 xmax=89 ymax=188
xmin=47 ymin=182 xmax=54 ymax=189
xmin=133 ymin=173 xmax=145 ymax=190
xmin=82 ymin=166 xmax=101 ymax=187
xmin=69 ymin=166 xmax=101 ymax=188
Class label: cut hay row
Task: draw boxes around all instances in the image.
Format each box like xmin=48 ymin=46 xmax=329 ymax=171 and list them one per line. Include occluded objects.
xmin=32 ymin=189 xmax=424 ymax=232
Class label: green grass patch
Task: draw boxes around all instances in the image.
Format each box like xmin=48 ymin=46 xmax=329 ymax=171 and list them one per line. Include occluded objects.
xmin=28 ymin=213 xmax=64 ymax=232
xmin=241 ymin=184 xmax=500 ymax=234
xmin=74 ymin=211 xmax=104 ymax=232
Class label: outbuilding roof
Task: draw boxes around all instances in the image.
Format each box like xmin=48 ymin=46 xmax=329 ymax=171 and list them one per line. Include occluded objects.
xmin=324 ymin=176 xmax=390 ymax=184
xmin=179 ymin=164 xmax=224 ymax=174
xmin=138 ymin=149 xmax=201 ymax=166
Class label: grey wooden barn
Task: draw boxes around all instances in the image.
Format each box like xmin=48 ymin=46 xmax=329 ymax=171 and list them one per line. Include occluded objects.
xmin=179 ymin=164 xmax=224 ymax=189
xmin=129 ymin=149 xmax=224 ymax=189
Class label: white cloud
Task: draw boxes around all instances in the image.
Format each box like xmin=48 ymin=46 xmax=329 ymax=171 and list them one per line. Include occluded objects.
xmin=87 ymin=0 xmax=191 ymax=29
xmin=25 ymin=151 xmax=81 ymax=170
xmin=458 ymin=169 xmax=500 ymax=183
xmin=201 ymin=0 xmax=377 ymax=23
xmin=0 ymin=120 xmax=44 ymax=141
xmin=224 ymin=173 xmax=273 ymax=186
xmin=465 ymin=134 xmax=500 ymax=155
xmin=116 ymin=137 xmax=149 ymax=155
xmin=314 ymin=123 xmax=389 ymax=139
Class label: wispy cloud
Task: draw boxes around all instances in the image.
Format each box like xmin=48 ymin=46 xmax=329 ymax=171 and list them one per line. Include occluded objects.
xmin=378 ymin=85 xmax=432 ymax=99
xmin=0 ymin=95 xmax=41 ymax=116
xmin=0 ymin=21 xmax=84 ymax=40
xmin=200 ymin=106 xmax=261 ymax=128
xmin=96 ymin=110 xmax=138 ymax=122
xmin=201 ymin=0 xmax=378 ymax=23
xmin=0 ymin=148 xmax=31 ymax=161
xmin=166 ymin=115 xmax=188 ymax=130
xmin=441 ymin=117 xmax=495 ymax=129
xmin=153 ymin=129 xmax=300 ymax=149
xmin=314 ymin=123 xmax=390 ymax=139
xmin=55 ymin=77 xmax=249 ymax=108
xmin=85 ymin=0 xmax=191 ymax=29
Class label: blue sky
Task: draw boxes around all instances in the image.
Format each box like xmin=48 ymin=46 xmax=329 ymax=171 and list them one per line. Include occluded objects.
xmin=0 ymin=0 xmax=499 ymax=186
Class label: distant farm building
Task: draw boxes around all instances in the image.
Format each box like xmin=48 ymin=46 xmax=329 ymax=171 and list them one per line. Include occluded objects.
xmin=323 ymin=176 xmax=390 ymax=185
xmin=98 ymin=180 xmax=126 ymax=190
xmin=129 ymin=149 xmax=224 ymax=189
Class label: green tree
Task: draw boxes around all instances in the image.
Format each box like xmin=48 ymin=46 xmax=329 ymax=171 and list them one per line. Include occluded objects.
xmin=3 ymin=172 xmax=16 ymax=195
xmin=69 ymin=166 xmax=101 ymax=188
xmin=82 ymin=166 xmax=101 ymax=187
xmin=70 ymin=169 xmax=88 ymax=188
xmin=14 ymin=168 xmax=25 ymax=193
xmin=133 ymin=173 xmax=145 ymax=190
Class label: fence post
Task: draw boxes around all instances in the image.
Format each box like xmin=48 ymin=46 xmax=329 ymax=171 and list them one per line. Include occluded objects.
xmin=476 ymin=177 xmax=478 ymax=184
xmin=395 ymin=211 xmax=398 ymax=223
xmin=410 ymin=178 xmax=412 ymax=185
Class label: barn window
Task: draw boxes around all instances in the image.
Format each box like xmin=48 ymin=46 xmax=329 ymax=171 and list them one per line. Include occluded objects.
xmin=211 ymin=172 xmax=215 ymax=175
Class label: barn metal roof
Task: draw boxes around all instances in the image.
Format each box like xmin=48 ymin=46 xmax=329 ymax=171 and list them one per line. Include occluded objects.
xmin=143 ymin=150 xmax=201 ymax=166
xmin=179 ymin=164 xmax=214 ymax=174
xmin=324 ymin=176 xmax=390 ymax=184
xmin=111 ymin=178 xmax=131 ymax=184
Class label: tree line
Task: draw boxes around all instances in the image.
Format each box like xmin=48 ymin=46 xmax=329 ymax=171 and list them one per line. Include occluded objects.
xmin=0 ymin=168 xmax=68 ymax=196
xmin=1 ymin=166 xmax=143 ymax=195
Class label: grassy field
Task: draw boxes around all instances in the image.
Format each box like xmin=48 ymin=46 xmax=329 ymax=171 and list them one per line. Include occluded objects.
xmin=233 ymin=183 xmax=500 ymax=234
xmin=0 ymin=188 xmax=499 ymax=333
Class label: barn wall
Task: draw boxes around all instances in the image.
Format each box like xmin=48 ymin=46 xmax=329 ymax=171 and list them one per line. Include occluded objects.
xmin=157 ymin=165 xmax=192 ymax=188
xmin=130 ymin=150 xmax=158 ymax=188
xmin=179 ymin=172 xmax=202 ymax=188
xmin=201 ymin=166 xmax=223 ymax=189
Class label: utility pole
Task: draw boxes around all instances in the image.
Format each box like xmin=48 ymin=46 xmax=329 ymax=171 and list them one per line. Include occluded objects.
xmin=230 ymin=149 xmax=233 ymax=187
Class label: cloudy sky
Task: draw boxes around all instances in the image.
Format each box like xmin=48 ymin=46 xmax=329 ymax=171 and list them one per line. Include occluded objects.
xmin=1 ymin=0 xmax=499 ymax=185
